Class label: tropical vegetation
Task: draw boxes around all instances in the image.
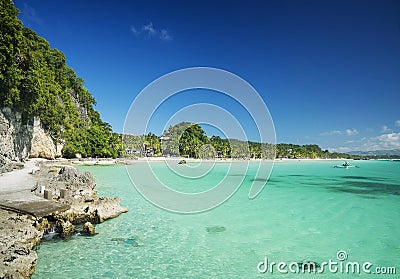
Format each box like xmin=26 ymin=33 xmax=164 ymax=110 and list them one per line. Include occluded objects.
xmin=0 ymin=0 xmax=121 ymax=158
xmin=122 ymin=122 xmax=352 ymax=159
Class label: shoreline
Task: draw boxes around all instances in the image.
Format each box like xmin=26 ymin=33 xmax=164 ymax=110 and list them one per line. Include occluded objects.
xmin=62 ymin=156 xmax=364 ymax=166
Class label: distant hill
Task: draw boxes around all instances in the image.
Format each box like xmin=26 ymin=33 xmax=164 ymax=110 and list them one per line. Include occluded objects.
xmin=349 ymin=149 xmax=400 ymax=157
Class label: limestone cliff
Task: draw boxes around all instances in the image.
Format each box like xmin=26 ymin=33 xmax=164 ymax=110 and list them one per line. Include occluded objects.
xmin=0 ymin=108 xmax=64 ymax=173
xmin=29 ymin=117 xmax=64 ymax=160
xmin=0 ymin=108 xmax=32 ymax=173
xmin=0 ymin=108 xmax=32 ymax=161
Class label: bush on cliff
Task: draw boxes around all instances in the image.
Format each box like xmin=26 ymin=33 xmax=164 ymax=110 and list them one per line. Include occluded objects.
xmin=0 ymin=0 xmax=121 ymax=158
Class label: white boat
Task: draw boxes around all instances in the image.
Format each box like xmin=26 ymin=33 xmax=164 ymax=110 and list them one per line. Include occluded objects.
xmin=334 ymin=162 xmax=359 ymax=169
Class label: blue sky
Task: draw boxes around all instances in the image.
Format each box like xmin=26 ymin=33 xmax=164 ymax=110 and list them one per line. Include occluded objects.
xmin=14 ymin=0 xmax=400 ymax=152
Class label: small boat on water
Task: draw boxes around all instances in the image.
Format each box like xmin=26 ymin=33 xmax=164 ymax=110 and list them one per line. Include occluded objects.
xmin=334 ymin=161 xmax=359 ymax=169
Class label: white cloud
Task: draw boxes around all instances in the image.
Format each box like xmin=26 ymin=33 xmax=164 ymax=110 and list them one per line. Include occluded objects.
xmin=375 ymin=133 xmax=400 ymax=149
xmin=328 ymin=132 xmax=400 ymax=152
xmin=327 ymin=146 xmax=352 ymax=153
xmin=354 ymin=133 xmax=399 ymax=151
xmin=320 ymin=130 xmax=343 ymax=136
xmin=321 ymin=128 xmax=358 ymax=136
xmin=345 ymin=129 xmax=358 ymax=136
xmin=130 ymin=26 xmax=140 ymax=35
xmin=130 ymin=22 xmax=172 ymax=41
xmin=395 ymin=120 xmax=400 ymax=127
xmin=160 ymin=29 xmax=172 ymax=41
xmin=143 ymin=22 xmax=156 ymax=35
xmin=382 ymin=125 xmax=391 ymax=132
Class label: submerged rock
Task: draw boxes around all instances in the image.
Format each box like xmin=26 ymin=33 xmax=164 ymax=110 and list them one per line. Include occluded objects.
xmin=111 ymin=237 xmax=140 ymax=246
xmin=1 ymin=161 xmax=129 ymax=276
xmin=206 ymin=226 xmax=226 ymax=233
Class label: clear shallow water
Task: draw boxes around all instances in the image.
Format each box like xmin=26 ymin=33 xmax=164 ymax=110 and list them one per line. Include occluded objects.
xmin=32 ymin=160 xmax=400 ymax=278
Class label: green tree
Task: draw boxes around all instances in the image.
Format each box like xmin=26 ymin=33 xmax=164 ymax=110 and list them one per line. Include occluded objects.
xmin=0 ymin=1 xmax=122 ymax=158
xmin=210 ymin=136 xmax=231 ymax=158
xmin=145 ymin=132 xmax=161 ymax=156
xmin=161 ymin=122 xmax=190 ymax=156
xmin=178 ymin=123 xmax=209 ymax=158
xmin=0 ymin=0 xmax=24 ymax=106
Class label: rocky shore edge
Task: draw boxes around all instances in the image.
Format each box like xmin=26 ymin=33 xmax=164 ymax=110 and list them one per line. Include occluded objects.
xmin=0 ymin=161 xmax=128 ymax=278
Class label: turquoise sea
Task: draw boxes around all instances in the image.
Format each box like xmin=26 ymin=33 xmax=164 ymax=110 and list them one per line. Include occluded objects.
xmin=32 ymin=160 xmax=400 ymax=278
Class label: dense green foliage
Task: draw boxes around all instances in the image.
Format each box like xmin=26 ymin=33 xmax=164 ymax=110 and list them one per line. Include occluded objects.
xmin=275 ymin=143 xmax=351 ymax=159
xmin=161 ymin=122 xmax=192 ymax=157
xmin=0 ymin=0 xmax=121 ymax=158
xmin=178 ymin=123 xmax=209 ymax=158
xmin=145 ymin=133 xmax=162 ymax=156
xmin=123 ymin=122 xmax=351 ymax=159
xmin=122 ymin=134 xmax=145 ymax=156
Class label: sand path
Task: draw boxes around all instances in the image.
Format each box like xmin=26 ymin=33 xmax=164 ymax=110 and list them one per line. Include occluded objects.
xmin=0 ymin=159 xmax=40 ymax=196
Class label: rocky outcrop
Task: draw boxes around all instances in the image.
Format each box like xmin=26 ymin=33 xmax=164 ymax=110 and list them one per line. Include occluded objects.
xmin=53 ymin=196 xmax=128 ymax=224
xmin=33 ymin=164 xmax=128 ymax=225
xmin=37 ymin=166 xmax=97 ymax=199
xmin=82 ymin=222 xmax=95 ymax=236
xmin=33 ymin=162 xmax=128 ymax=232
xmin=93 ymin=197 xmax=128 ymax=222
xmin=34 ymin=218 xmax=51 ymax=232
xmin=0 ymin=158 xmax=24 ymax=174
xmin=55 ymin=219 xmax=75 ymax=238
xmin=68 ymin=89 xmax=89 ymax=120
xmin=29 ymin=117 xmax=64 ymax=160
xmin=0 ymin=210 xmax=43 ymax=279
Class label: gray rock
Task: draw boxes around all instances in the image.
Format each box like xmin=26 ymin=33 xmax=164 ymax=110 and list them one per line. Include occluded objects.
xmin=0 ymin=209 xmax=42 ymax=278
xmin=34 ymin=165 xmax=96 ymax=199
xmin=57 ymin=166 xmax=96 ymax=189
xmin=55 ymin=219 xmax=75 ymax=238
xmin=82 ymin=222 xmax=95 ymax=236
xmin=0 ymin=108 xmax=33 ymax=174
